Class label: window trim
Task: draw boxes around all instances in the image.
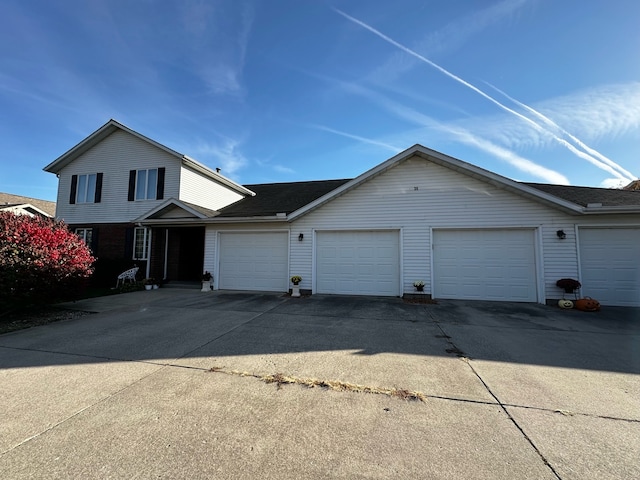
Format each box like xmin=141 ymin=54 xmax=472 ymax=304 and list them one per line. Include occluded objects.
xmin=75 ymin=228 xmax=93 ymax=245
xmin=135 ymin=168 xmax=158 ymax=201
xmin=133 ymin=227 xmax=151 ymax=260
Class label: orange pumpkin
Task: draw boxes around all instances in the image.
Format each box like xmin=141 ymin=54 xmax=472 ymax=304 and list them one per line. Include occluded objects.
xmin=575 ymin=297 xmax=600 ymax=312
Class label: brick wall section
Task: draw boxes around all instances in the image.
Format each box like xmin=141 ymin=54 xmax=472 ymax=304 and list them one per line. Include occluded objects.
xmin=69 ymin=222 xmax=145 ymax=286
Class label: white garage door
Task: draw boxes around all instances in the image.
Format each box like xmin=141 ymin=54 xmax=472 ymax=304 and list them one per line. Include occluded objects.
xmin=579 ymin=227 xmax=640 ymax=306
xmin=433 ymin=229 xmax=537 ymax=302
xmin=219 ymin=232 xmax=288 ymax=292
xmin=316 ymin=230 xmax=400 ymax=296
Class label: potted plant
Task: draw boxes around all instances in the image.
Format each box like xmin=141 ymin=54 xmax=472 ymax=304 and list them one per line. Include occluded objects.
xmin=413 ymin=280 xmax=425 ymax=292
xmin=143 ymin=278 xmax=155 ymax=291
xmin=290 ymin=275 xmax=302 ymax=297
xmin=556 ymin=278 xmax=581 ymax=298
xmin=201 ymin=271 xmax=213 ymax=292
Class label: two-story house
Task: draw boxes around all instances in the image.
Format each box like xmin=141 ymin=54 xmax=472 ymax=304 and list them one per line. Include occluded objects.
xmin=45 ymin=119 xmax=640 ymax=306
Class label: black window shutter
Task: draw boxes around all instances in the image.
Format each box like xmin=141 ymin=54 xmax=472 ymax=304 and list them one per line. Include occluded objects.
xmin=69 ymin=175 xmax=78 ymax=204
xmin=94 ymin=173 xmax=103 ymax=203
xmin=128 ymin=170 xmax=136 ymax=201
xmin=124 ymin=227 xmax=134 ymax=259
xmin=156 ymin=167 xmax=165 ymax=200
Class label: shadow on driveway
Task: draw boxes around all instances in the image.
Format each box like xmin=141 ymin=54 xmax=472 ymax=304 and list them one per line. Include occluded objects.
xmin=0 ymin=291 xmax=638 ymax=374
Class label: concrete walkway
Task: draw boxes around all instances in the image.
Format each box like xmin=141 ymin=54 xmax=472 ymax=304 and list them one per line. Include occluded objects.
xmin=1 ymin=290 xmax=638 ymax=479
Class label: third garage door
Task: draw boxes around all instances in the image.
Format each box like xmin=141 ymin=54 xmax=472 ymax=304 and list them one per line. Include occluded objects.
xmin=433 ymin=229 xmax=537 ymax=302
xmin=579 ymin=227 xmax=640 ymax=306
xmin=316 ymin=230 xmax=400 ymax=296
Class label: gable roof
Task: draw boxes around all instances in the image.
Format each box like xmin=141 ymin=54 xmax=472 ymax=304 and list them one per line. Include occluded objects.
xmin=0 ymin=192 xmax=56 ymax=216
xmin=216 ymin=179 xmax=351 ymax=217
xmin=43 ymin=119 xmax=254 ymax=197
xmin=287 ymin=145 xmax=592 ymax=219
xmin=134 ymin=198 xmax=219 ymax=223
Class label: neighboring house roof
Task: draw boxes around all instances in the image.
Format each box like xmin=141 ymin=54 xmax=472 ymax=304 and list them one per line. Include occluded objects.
xmin=216 ymin=179 xmax=352 ymax=217
xmin=623 ymin=180 xmax=640 ymax=191
xmin=523 ymin=183 xmax=640 ymax=208
xmin=42 ymin=119 xmax=255 ymax=197
xmin=0 ymin=192 xmax=55 ymax=216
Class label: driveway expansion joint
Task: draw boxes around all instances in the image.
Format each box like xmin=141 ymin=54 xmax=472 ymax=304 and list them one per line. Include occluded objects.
xmin=430 ymin=313 xmax=564 ymax=480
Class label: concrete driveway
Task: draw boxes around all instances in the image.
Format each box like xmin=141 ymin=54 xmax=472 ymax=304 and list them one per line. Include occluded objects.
xmin=1 ymin=290 xmax=638 ymax=479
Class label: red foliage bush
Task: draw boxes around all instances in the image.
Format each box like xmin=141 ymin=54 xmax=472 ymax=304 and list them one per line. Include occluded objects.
xmin=0 ymin=212 xmax=95 ymax=304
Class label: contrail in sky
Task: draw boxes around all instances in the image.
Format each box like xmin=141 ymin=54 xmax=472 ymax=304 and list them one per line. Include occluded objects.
xmin=333 ymin=8 xmax=634 ymax=181
xmin=486 ymin=83 xmax=636 ymax=181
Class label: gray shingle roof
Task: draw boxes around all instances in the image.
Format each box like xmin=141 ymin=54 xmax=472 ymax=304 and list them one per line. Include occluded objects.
xmin=523 ymin=183 xmax=640 ymax=207
xmin=0 ymin=192 xmax=56 ymax=216
xmin=217 ymin=179 xmax=351 ymax=217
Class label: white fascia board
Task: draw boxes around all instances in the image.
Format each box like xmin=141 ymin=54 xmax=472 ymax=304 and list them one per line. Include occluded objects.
xmin=581 ymin=206 xmax=640 ymax=214
xmin=138 ymin=216 xmax=289 ymax=226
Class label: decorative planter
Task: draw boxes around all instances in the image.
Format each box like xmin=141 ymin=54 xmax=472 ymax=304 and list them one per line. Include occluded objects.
xmin=201 ymin=280 xmax=212 ymax=292
xmin=144 ymin=285 xmax=152 ymax=291
xmin=291 ymin=284 xmax=301 ymax=297
xmin=416 ymin=285 xmax=424 ymax=292
xmin=153 ymin=284 xmax=159 ymax=290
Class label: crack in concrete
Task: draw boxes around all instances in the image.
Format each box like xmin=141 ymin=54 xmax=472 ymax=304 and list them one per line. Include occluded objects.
xmin=429 ymin=310 xmax=563 ymax=480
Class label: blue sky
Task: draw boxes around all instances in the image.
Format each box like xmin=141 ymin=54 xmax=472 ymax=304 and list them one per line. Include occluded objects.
xmin=1 ymin=0 xmax=639 ymax=202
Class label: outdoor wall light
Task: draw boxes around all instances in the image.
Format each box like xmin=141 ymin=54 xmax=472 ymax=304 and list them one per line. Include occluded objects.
xmin=298 ymin=233 xmax=304 ymax=241
xmin=556 ymin=230 xmax=566 ymax=240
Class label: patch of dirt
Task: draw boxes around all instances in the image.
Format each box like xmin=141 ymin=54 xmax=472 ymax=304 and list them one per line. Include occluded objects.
xmin=0 ymin=307 xmax=93 ymax=335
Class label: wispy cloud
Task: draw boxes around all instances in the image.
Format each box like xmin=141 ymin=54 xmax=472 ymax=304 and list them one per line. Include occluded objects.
xmin=487 ymin=83 xmax=637 ymax=180
xmin=189 ymin=138 xmax=248 ymax=176
xmin=435 ymin=125 xmax=571 ymax=184
xmin=333 ymin=8 xmax=635 ymax=182
xmin=310 ymin=124 xmax=402 ymax=153
xmin=308 ymin=74 xmax=568 ymax=183
xmin=182 ymin=2 xmax=254 ymax=96
xmin=368 ymin=0 xmax=531 ymax=84
xmin=273 ymin=165 xmax=296 ymax=175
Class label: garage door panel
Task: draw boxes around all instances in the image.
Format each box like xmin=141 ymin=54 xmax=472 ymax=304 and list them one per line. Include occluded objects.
xmin=434 ymin=229 xmax=537 ymax=302
xmin=316 ymin=231 xmax=400 ymax=296
xmin=579 ymin=228 xmax=640 ymax=306
xmin=219 ymin=232 xmax=288 ymax=292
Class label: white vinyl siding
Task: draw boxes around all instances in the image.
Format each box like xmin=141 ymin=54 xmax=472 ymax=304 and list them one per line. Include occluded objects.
xmin=433 ymin=229 xmax=537 ymax=302
xmin=200 ymin=156 xmax=639 ymax=302
xmin=55 ymin=131 xmax=180 ymax=223
xmin=316 ymin=230 xmax=400 ymax=296
xmin=179 ymin=166 xmax=244 ymax=211
xmin=291 ymin=157 xmax=565 ymax=298
xmin=54 ymin=129 xmax=244 ymax=224
xmin=578 ymin=227 xmax=640 ymax=306
xmin=218 ymin=232 xmax=289 ymax=292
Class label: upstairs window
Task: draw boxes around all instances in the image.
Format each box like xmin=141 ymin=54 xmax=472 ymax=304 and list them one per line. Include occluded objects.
xmin=136 ymin=168 xmax=157 ymax=200
xmin=69 ymin=173 xmax=103 ymax=204
xmin=128 ymin=168 xmax=165 ymax=201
